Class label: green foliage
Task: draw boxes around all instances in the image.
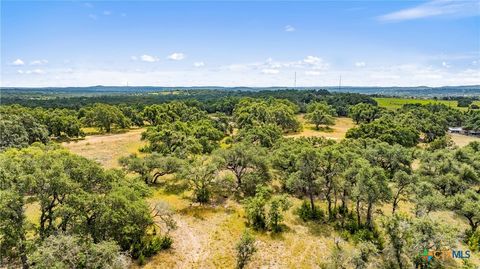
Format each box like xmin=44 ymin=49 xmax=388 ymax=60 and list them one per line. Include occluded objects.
xmin=464 ymin=110 xmax=480 ymax=131
xmin=233 ymin=98 xmax=301 ymax=133
xmin=82 ymin=103 xmax=130 ymax=132
xmin=267 ymin=195 xmax=292 ymax=232
xmin=0 ymin=110 xmax=49 ymax=150
xmin=346 ymin=115 xmax=419 ymax=147
xmin=349 ymin=102 xmax=382 ymax=124
xmin=354 ymin=165 xmax=391 ymax=229
xmin=466 ymin=229 xmax=480 ymax=252
xmin=296 ymin=200 xmax=325 ymax=222
xmin=179 ymin=157 xmax=220 ymax=204
xmin=304 ymin=101 xmax=336 ymax=130
xmin=216 ymin=143 xmax=270 ymax=196
xmin=236 ymin=123 xmax=282 ymax=148
xmin=0 ymin=144 xmax=156 ymax=267
xmin=142 ymin=101 xmax=207 ymax=125
xmin=142 ymin=120 xmax=224 ymax=156
xmin=29 ymin=234 xmax=129 ymax=269
xmin=244 ymin=187 xmax=291 ymax=232
xmin=119 ymin=153 xmax=183 ymax=184
xmin=236 ymin=230 xmax=257 ymax=269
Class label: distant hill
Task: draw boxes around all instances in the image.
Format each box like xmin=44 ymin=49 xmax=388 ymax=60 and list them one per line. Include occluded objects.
xmin=1 ymin=85 xmax=479 ymax=97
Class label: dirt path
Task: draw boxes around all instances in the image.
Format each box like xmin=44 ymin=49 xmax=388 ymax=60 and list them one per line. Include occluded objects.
xmin=142 ymin=209 xmax=232 ymax=269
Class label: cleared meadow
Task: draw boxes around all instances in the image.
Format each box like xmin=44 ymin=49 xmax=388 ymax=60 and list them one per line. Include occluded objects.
xmin=374 ymin=97 xmax=480 ymax=111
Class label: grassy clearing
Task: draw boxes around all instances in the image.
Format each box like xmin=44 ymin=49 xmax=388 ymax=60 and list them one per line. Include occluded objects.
xmin=286 ymin=115 xmax=355 ymax=140
xmin=62 ymin=128 xmax=146 ymax=168
xmin=374 ymin=97 xmax=480 ymax=111
xmin=450 ymin=133 xmax=480 ymax=148
xmin=60 ymin=123 xmax=479 ymax=268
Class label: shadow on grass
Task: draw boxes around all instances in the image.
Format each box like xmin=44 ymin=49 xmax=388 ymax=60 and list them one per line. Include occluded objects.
xmin=159 ymin=181 xmax=189 ymax=195
xmin=309 ymin=126 xmax=334 ymax=133
xmin=178 ymin=205 xmax=223 ymax=220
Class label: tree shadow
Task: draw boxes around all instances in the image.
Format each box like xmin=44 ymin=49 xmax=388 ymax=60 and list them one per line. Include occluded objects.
xmin=159 ymin=181 xmax=189 ymax=195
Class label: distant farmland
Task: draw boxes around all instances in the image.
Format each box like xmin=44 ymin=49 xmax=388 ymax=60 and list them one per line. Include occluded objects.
xmin=374 ymin=97 xmax=480 ymax=111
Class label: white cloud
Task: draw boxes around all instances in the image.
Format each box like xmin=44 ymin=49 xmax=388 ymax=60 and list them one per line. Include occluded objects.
xmin=442 ymin=61 xmax=451 ymax=68
xmin=30 ymin=59 xmax=48 ymax=65
xmin=303 ymin=56 xmax=330 ymax=70
xmin=130 ymin=56 xmax=138 ymax=61
xmin=3 ymin=62 xmax=480 ymax=87
xmin=303 ymin=56 xmax=320 ymax=64
xmin=120 ymin=13 xmax=127 ymax=17
xmin=284 ymin=25 xmax=295 ymax=32
xmin=84 ymin=2 xmax=93 ymax=8
xmin=168 ymin=52 xmax=186 ymax=61
xmin=355 ymin=61 xmax=366 ymax=67
xmin=140 ymin=55 xmax=159 ymax=62
xmin=12 ymin=59 xmax=24 ymax=66
xmin=193 ymin=62 xmax=205 ymax=67
xmin=378 ymin=0 xmax=480 ymax=22
xmin=103 ymin=11 xmax=111 ymax=15
xmin=261 ymin=69 xmax=279 ymax=74
xmin=18 ymin=69 xmax=46 ymax=75
xmin=305 ymin=71 xmax=321 ymax=76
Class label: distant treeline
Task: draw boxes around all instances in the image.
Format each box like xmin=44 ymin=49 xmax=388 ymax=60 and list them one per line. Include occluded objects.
xmin=0 ymin=89 xmax=376 ymax=114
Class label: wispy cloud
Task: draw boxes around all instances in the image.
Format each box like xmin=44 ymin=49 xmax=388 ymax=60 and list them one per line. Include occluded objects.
xmin=140 ymin=55 xmax=159 ymax=62
xmin=168 ymin=52 xmax=186 ymax=61
xmin=284 ymin=25 xmax=295 ymax=32
xmin=17 ymin=69 xmax=46 ymax=75
xmin=30 ymin=59 xmax=48 ymax=65
xmin=11 ymin=59 xmax=24 ymax=66
xmin=193 ymin=62 xmax=205 ymax=67
xmin=378 ymin=0 xmax=479 ymax=22
xmin=261 ymin=69 xmax=279 ymax=74
xmin=355 ymin=61 xmax=366 ymax=67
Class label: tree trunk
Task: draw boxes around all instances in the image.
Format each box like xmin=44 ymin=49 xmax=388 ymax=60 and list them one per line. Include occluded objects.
xmin=392 ymin=196 xmax=399 ymax=214
xmin=309 ymin=192 xmax=316 ymax=213
xmin=366 ymin=203 xmax=373 ymax=229
xmin=356 ymin=200 xmax=361 ymax=226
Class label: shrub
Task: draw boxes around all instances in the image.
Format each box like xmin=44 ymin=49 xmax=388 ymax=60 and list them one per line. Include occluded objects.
xmin=297 ymin=201 xmax=325 ymax=222
xmin=466 ymin=229 xmax=480 ymax=252
xmin=236 ymin=230 xmax=257 ymax=269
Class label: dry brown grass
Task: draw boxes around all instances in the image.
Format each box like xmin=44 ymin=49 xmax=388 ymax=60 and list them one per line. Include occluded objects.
xmin=450 ymin=133 xmax=480 ymax=148
xmin=286 ymin=115 xmax=355 ymax=140
xmin=62 ymin=128 xmax=146 ymax=168
xmin=139 ymin=190 xmax=349 ymax=269
xmin=59 ymin=124 xmax=479 ymax=268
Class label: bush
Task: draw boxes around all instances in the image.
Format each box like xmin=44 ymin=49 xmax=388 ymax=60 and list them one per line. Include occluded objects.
xmin=297 ymin=201 xmax=325 ymax=222
xmin=236 ymin=230 xmax=257 ymax=269
xmin=466 ymin=229 xmax=480 ymax=252
xmin=131 ymin=235 xmax=172 ymax=260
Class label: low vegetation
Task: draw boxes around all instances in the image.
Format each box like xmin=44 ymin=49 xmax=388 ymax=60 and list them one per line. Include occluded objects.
xmin=1 ymin=89 xmax=480 ymax=268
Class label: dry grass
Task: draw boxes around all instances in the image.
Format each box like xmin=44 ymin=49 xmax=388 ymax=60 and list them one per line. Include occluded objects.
xmin=286 ymin=115 xmax=355 ymax=140
xmin=140 ymin=189 xmax=349 ymax=269
xmin=62 ymin=128 xmax=146 ymax=168
xmin=59 ymin=124 xmax=479 ymax=268
xmin=450 ymin=133 xmax=480 ymax=148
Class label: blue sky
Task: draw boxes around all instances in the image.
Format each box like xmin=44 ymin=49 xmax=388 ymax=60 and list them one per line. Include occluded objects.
xmin=1 ymin=0 xmax=479 ymax=87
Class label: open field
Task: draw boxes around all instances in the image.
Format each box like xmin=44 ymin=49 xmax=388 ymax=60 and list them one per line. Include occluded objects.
xmin=286 ymin=115 xmax=355 ymax=140
xmin=62 ymin=128 xmax=146 ymax=168
xmin=374 ymin=97 xmax=480 ymax=111
xmin=450 ymin=133 xmax=480 ymax=148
